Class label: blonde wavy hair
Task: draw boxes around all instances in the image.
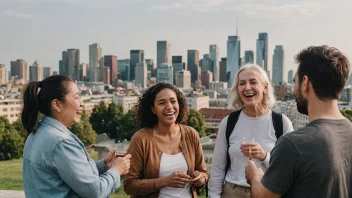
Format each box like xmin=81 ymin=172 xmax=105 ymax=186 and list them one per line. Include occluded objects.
xmin=229 ymin=64 xmax=276 ymax=110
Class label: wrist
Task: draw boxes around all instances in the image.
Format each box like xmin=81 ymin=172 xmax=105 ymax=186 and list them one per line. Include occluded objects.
xmin=259 ymin=150 xmax=267 ymax=161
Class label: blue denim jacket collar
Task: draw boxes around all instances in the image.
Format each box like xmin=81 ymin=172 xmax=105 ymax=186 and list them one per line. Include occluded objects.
xmin=40 ymin=116 xmax=73 ymax=136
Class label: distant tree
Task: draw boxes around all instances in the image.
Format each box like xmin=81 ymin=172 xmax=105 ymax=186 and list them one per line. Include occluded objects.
xmin=13 ymin=113 xmax=44 ymax=141
xmin=118 ymin=109 xmax=139 ymax=141
xmin=0 ymin=116 xmax=24 ymax=160
xmin=187 ymin=109 xmax=207 ymax=137
xmin=90 ymin=101 xmax=108 ymax=135
xmin=70 ymin=111 xmax=97 ymax=145
xmin=341 ymin=109 xmax=352 ymax=121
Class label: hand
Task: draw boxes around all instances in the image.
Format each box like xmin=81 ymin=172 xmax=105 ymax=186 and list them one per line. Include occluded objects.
xmin=112 ymin=154 xmax=131 ymax=176
xmin=245 ymin=160 xmax=264 ymax=185
xmin=240 ymin=142 xmax=266 ymax=161
xmin=190 ymin=171 xmax=206 ymax=187
xmin=165 ymin=171 xmax=192 ymax=188
xmin=104 ymin=149 xmax=117 ymax=169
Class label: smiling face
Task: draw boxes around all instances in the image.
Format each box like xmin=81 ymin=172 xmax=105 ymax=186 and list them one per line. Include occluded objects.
xmin=152 ymin=88 xmax=179 ymax=126
xmin=237 ymin=69 xmax=268 ymax=108
xmin=57 ymin=82 xmax=84 ymax=127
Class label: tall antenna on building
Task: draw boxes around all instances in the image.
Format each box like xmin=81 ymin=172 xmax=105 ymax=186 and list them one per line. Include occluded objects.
xmin=236 ymin=18 xmax=239 ymax=36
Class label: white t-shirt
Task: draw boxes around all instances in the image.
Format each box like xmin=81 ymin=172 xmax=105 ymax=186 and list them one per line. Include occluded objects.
xmin=208 ymin=110 xmax=294 ymax=198
xmin=158 ymin=152 xmax=192 ymax=198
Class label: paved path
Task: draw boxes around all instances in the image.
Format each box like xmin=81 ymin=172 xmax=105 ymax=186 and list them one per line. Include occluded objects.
xmin=0 ymin=190 xmax=25 ymax=198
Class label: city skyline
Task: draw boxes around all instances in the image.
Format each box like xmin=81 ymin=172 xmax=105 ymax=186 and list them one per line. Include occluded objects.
xmin=1 ymin=0 xmax=352 ymax=82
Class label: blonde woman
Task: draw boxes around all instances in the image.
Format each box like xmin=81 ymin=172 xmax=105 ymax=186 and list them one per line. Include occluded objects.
xmin=208 ymin=64 xmax=293 ymax=198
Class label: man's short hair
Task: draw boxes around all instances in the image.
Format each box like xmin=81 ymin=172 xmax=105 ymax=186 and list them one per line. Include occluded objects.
xmin=295 ymin=45 xmax=350 ymax=100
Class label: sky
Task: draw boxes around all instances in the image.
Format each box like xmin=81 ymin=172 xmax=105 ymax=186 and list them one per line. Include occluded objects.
xmin=1 ymin=0 xmax=352 ymax=81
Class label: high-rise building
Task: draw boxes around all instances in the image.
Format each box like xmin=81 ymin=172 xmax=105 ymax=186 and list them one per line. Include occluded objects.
xmin=89 ymin=43 xmax=102 ymax=82
xmin=272 ymin=45 xmax=284 ymax=86
xmin=200 ymin=54 xmax=212 ymax=71
xmin=104 ymin=55 xmax=118 ymax=86
xmin=118 ymin=59 xmax=130 ymax=81
xmin=135 ymin=62 xmax=147 ymax=88
xmin=201 ymin=70 xmax=213 ymax=89
xmin=29 ymin=60 xmax=43 ymax=81
xmin=103 ymin=67 xmax=110 ymax=85
xmin=157 ymin=63 xmax=173 ymax=84
xmin=53 ymin=71 xmax=58 ymax=75
xmin=59 ymin=49 xmax=80 ymax=81
xmin=145 ymin=59 xmax=156 ymax=79
xmin=244 ymin=50 xmax=254 ymax=64
xmin=157 ymin=41 xmax=171 ymax=68
xmin=187 ymin=50 xmax=200 ymax=83
xmin=11 ymin=59 xmax=28 ymax=81
xmin=256 ymin=33 xmax=268 ymax=71
xmin=8 ymin=71 xmax=11 ymax=81
xmin=288 ymin=70 xmax=294 ymax=84
xmin=43 ymin=67 xmax=52 ymax=79
xmin=175 ymin=70 xmax=191 ymax=88
xmin=130 ymin=50 xmax=144 ymax=81
xmin=220 ymin=58 xmax=227 ymax=82
xmin=0 ymin=64 xmax=7 ymax=85
xmin=209 ymin=45 xmax=219 ymax=81
xmin=80 ymin=63 xmax=88 ymax=81
xmin=226 ymin=36 xmax=241 ymax=86
xmin=172 ymin=56 xmax=183 ymax=64
xmin=172 ymin=56 xmax=184 ymax=85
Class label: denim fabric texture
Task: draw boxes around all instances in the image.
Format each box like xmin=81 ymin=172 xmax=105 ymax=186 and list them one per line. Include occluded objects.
xmin=23 ymin=116 xmax=120 ymax=198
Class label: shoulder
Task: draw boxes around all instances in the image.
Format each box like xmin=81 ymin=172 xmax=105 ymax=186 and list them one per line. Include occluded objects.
xmin=35 ymin=122 xmax=72 ymax=143
xmin=281 ymin=113 xmax=292 ymax=125
xmin=130 ymin=128 xmax=151 ymax=143
xmin=180 ymin=125 xmax=200 ymax=141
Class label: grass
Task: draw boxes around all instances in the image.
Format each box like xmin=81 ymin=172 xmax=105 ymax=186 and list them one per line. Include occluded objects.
xmin=0 ymin=151 xmax=205 ymax=198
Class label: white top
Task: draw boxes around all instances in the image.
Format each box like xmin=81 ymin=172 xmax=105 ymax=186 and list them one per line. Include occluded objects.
xmin=158 ymin=152 xmax=192 ymax=198
xmin=208 ymin=110 xmax=294 ymax=198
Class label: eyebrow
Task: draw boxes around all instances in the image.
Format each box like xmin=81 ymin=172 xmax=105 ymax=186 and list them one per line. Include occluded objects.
xmin=157 ymin=97 xmax=176 ymax=102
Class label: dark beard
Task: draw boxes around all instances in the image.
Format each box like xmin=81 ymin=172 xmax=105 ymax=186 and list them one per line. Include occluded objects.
xmin=295 ymin=89 xmax=309 ymax=115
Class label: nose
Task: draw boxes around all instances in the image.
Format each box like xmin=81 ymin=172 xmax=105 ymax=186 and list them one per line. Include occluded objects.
xmin=244 ymin=83 xmax=251 ymax=90
xmin=166 ymin=101 xmax=173 ymax=109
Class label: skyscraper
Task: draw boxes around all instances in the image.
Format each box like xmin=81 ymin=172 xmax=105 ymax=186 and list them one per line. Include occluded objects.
xmin=0 ymin=64 xmax=7 ymax=85
xmin=11 ymin=59 xmax=28 ymax=81
xmin=201 ymin=70 xmax=213 ymax=89
xmin=104 ymin=55 xmax=118 ymax=86
xmin=209 ymin=45 xmax=219 ymax=81
xmin=118 ymin=59 xmax=130 ymax=81
xmin=43 ymin=67 xmax=52 ymax=79
xmin=288 ymin=70 xmax=294 ymax=84
xmin=59 ymin=49 xmax=80 ymax=81
xmin=130 ymin=50 xmax=144 ymax=81
xmin=256 ymin=33 xmax=268 ymax=71
xmin=29 ymin=60 xmax=43 ymax=81
xmin=89 ymin=43 xmax=102 ymax=82
xmin=135 ymin=62 xmax=147 ymax=88
xmin=187 ymin=50 xmax=200 ymax=83
xmin=145 ymin=59 xmax=156 ymax=78
xmin=200 ymin=54 xmax=212 ymax=71
xmin=272 ymin=45 xmax=284 ymax=86
xmin=103 ymin=67 xmax=110 ymax=85
xmin=157 ymin=41 xmax=171 ymax=68
xmin=226 ymin=36 xmax=241 ymax=86
xmin=157 ymin=63 xmax=173 ymax=84
xmin=175 ymin=70 xmax=191 ymax=88
xmin=244 ymin=50 xmax=254 ymax=64
xmin=220 ymin=58 xmax=227 ymax=82
xmin=80 ymin=63 xmax=88 ymax=81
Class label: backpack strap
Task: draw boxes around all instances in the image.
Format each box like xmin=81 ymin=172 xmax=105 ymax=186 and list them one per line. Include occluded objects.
xmin=271 ymin=111 xmax=283 ymax=139
xmin=224 ymin=109 xmax=242 ymax=174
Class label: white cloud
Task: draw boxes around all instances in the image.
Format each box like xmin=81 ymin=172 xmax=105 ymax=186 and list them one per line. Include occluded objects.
xmin=227 ymin=2 xmax=323 ymax=22
xmin=152 ymin=0 xmax=229 ymax=13
xmin=3 ymin=10 xmax=33 ymax=19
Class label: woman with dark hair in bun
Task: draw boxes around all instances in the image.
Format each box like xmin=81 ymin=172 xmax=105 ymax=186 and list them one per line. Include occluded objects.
xmin=22 ymin=75 xmax=131 ymax=198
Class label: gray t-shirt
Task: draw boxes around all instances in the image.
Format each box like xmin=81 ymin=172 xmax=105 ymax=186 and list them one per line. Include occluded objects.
xmin=262 ymin=119 xmax=352 ymax=198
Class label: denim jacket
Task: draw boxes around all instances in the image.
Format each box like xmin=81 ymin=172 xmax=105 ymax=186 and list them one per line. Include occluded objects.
xmin=23 ymin=116 xmax=120 ymax=198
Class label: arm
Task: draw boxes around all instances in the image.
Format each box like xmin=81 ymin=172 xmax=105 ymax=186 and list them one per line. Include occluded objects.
xmin=208 ymin=117 xmax=228 ymax=198
xmin=245 ymin=136 xmax=301 ymax=197
xmin=53 ymin=139 xmax=120 ymax=198
xmin=96 ymin=159 xmax=109 ymax=175
xmin=123 ymin=133 xmax=164 ymax=196
xmin=190 ymin=127 xmax=208 ymax=189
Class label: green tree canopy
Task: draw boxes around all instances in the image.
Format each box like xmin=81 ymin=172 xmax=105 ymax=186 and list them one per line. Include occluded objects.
xmin=117 ymin=109 xmax=139 ymax=141
xmin=186 ymin=109 xmax=207 ymax=137
xmin=70 ymin=111 xmax=97 ymax=145
xmin=90 ymin=101 xmax=108 ymax=135
xmin=0 ymin=116 xmax=24 ymax=160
